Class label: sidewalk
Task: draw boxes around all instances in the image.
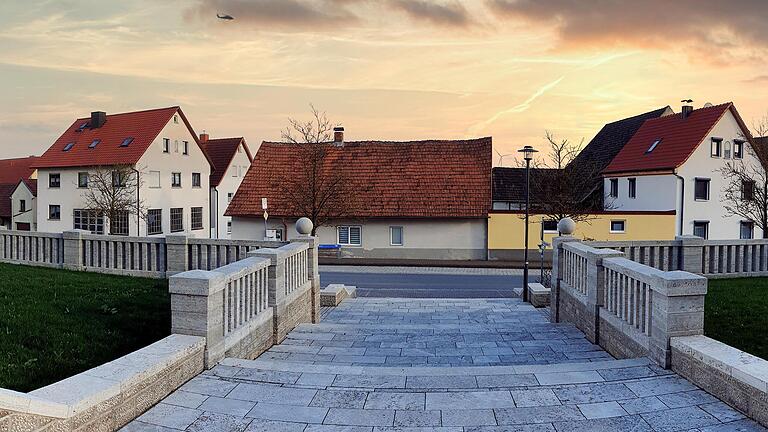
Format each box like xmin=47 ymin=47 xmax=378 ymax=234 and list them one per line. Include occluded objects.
xmin=319 ymin=257 xmax=551 ymax=269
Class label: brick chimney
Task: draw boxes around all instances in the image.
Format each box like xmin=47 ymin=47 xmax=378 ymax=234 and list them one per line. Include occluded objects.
xmin=90 ymin=111 xmax=106 ymax=129
xmin=681 ymin=100 xmax=694 ymax=119
xmin=333 ymin=127 xmax=344 ymax=146
xmin=200 ymin=132 xmax=209 ymax=143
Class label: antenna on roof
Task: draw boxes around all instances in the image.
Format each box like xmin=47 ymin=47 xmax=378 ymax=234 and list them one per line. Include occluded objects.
xmin=681 ymin=99 xmax=693 ymax=103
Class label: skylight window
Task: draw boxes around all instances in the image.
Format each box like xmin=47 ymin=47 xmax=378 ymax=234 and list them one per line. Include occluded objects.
xmin=120 ymin=137 xmax=134 ymax=147
xmin=76 ymin=122 xmax=89 ymax=131
xmin=89 ymin=139 xmax=101 ymax=149
xmin=646 ymin=138 xmax=662 ymax=153
xmin=63 ymin=142 xmax=75 ymax=152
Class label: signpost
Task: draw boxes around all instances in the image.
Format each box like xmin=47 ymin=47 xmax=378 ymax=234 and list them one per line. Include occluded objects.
xmin=262 ymin=198 xmax=268 ymax=240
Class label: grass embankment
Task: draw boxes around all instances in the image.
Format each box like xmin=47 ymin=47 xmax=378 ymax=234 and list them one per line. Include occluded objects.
xmin=705 ymin=277 xmax=768 ymax=360
xmin=0 ymin=263 xmax=170 ymax=392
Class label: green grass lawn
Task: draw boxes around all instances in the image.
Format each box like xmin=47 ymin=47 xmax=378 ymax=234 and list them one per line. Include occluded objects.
xmin=705 ymin=277 xmax=768 ymax=360
xmin=0 ymin=263 xmax=170 ymax=392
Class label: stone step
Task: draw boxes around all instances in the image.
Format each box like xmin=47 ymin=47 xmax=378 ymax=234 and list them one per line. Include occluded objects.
xmin=218 ymin=357 xmax=652 ymax=377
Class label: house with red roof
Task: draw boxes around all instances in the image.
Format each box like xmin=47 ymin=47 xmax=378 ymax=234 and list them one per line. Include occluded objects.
xmin=34 ymin=107 xmax=212 ymax=237
xmin=603 ymin=102 xmax=761 ymax=239
xmin=199 ymin=133 xmax=253 ymax=238
xmin=227 ymin=130 xmax=492 ymax=260
xmin=0 ymin=156 xmax=39 ymax=230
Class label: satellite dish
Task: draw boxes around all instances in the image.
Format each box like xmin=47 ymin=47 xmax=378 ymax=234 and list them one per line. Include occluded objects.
xmin=703 ymin=102 xmax=713 ymax=108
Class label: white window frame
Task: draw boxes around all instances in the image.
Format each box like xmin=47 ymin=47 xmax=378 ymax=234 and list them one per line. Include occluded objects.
xmin=628 ymin=178 xmax=637 ymax=199
xmin=183 ymin=140 xmax=189 ymax=155
xmin=542 ymin=220 xmax=559 ymax=233
xmin=163 ymin=138 xmax=170 ymax=153
xmin=192 ymin=172 xmax=201 ymax=188
xmin=694 ymin=178 xmax=710 ymax=201
xmin=390 ymin=226 xmax=403 ymax=246
xmin=693 ymin=220 xmax=709 ymax=239
xmin=48 ymin=204 xmax=61 ymax=221
xmin=148 ymin=171 xmax=161 ymax=188
xmin=609 ymin=178 xmax=618 ymax=198
xmin=734 ymin=140 xmax=744 ymax=159
xmin=171 ymin=172 xmax=182 ymax=188
xmin=609 ymin=220 xmax=626 ymax=233
xmin=711 ymin=138 xmax=722 ymax=158
xmin=337 ymin=225 xmax=362 ymax=246
xmin=147 ymin=209 xmax=163 ymax=235
xmin=740 ymin=220 xmax=754 ymax=240
xmin=191 ymin=207 xmax=204 ymax=230
xmin=78 ymin=172 xmax=89 ymax=188
xmin=49 ymin=173 xmax=60 ymax=188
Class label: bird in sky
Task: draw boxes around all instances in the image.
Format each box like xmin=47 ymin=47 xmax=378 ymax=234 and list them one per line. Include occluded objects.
xmin=217 ymin=13 xmax=234 ymax=20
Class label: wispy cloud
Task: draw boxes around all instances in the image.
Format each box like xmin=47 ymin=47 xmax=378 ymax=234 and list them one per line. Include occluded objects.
xmin=387 ymin=0 xmax=472 ymax=27
xmin=468 ymin=76 xmax=564 ymax=135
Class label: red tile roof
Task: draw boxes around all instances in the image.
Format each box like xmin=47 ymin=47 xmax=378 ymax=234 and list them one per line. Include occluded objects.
xmin=226 ymin=137 xmax=492 ymax=219
xmin=0 ymin=156 xmax=38 ymax=184
xmin=33 ymin=107 xmax=208 ymax=169
xmin=0 ymin=183 xmax=15 ymax=218
xmin=0 ymin=157 xmax=38 ymax=219
xmin=201 ymin=137 xmax=253 ymax=187
xmin=603 ymin=103 xmax=750 ymax=175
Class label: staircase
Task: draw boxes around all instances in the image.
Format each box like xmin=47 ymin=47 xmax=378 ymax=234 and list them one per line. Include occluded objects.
xmin=124 ymin=298 xmax=764 ymax=431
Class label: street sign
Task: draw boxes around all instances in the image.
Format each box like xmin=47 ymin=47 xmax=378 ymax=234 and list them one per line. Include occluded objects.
xmin=261 ymin=198 xmax=268 ymax=210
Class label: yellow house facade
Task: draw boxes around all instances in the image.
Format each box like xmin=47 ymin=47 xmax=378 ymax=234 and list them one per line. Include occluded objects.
xmin=487 ymin=211 xmax=677 ymax=260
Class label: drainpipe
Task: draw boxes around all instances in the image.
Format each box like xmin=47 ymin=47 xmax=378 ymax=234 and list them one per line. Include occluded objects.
xmin=213 ymin=187 xmax=219 ymax=239
xmin=674 ymin=173 xmax=685 ymax=236
xmin=132 ymin=167 xmax=140 ymax=235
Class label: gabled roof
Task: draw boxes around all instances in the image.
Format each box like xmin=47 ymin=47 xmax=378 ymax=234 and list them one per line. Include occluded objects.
xmin=33 ymin=106 xmax=209 ymax=169
xmin=201 ymin=137 xmax=253 ymax=187
xmin=14 ymin=178 xmax=37 ymax=197
xmin=603 ymin=103 xmax=750 ymax=175
xmin=569 ymin=107 xmax=671 ymax=175
xmin=492 ymin=167 xmax=558 ymax=202
xmin=0 ymin=156 xmax=38 ymax=184
xmin=227 ymin=137 xmax=492 ymax=219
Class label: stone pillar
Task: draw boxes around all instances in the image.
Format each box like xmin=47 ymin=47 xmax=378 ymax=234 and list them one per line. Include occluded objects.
xmin=249 ymin=248 xmax=292 ymax=342
xmin=169 ymin=270 xmax=226 ymax=368
xmin=165 ymin=234 xmax=189 ymax=276
xmin=291 ymin=236 xmax=321 ymax=323
xmin=550 ymin=236 xmax=577 ymax=323
xmin=676 ymin=235 xmax=705 ymax=274
xmin=62 ymin=230 xmax=85 ymax=271
xmin=649 ymin=271 xmax=707 ymax=368
xmin=585 ymin=248 xmax=624 ymax=344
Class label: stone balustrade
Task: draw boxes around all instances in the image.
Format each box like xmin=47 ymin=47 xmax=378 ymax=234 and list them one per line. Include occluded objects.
xmin=589 ymin=235 xmax=768 ymax=278
xmin=0 ymin=229 xmax=286 ymax=278
xmin=169 ymin=237 xmax=319 ymax=367
xmin=553 ymin=236 xmax=707 ymax=368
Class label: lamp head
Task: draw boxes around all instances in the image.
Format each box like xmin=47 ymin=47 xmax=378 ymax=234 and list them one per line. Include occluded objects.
xmin=517 ymin=145 xmax=538 ymax=161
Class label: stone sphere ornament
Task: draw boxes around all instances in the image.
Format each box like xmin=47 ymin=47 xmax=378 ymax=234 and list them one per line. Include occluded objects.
xmin=296 ymin=217 xmax=313 ymax=235
xmin=557 ymin=217 xmax=576 ymax=235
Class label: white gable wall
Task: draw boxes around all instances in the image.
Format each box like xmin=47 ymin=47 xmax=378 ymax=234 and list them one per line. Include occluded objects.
xmin=603 ymin=108 xmax=764 ymax=240
xmin=678 ymin=109 xmax=764 ymax=239
xmin=10 ymin=183 xmax=36 ymax=231
xmin=37 ymin=111 xmax=211 ymax=237
xmin=210 ymin=143 xmax=251 ymax=238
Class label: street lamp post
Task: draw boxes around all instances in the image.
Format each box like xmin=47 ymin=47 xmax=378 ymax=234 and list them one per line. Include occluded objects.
xmin=517 ymin=145 xmax=538 ymax=302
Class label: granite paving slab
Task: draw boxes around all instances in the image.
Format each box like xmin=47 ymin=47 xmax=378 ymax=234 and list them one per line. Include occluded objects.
xmin=123 ymin=297 xmax=765 ymax=432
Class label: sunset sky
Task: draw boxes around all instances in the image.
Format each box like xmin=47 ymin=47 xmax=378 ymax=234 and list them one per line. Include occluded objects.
xmin=2 ymin=0 xmax=768 ymax=165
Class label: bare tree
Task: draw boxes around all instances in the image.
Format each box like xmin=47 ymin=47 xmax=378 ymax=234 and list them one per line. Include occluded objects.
xmin=524 ymin=131 xmax=613 ymax=224
xmin=718 ymin=116 xmax=768 ymax=237
xmin=278 ymin=105 xmax=361 ymax=236
xmin=81 ymin=165 xmax=145 ymax=235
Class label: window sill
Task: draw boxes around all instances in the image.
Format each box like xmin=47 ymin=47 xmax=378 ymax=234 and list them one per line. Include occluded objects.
xmin=171 ymin=186 xmax=182 ymax=189
xmin=694 ymin=198 xmax=709 ymax=202
xmin=339 ymin=244 xmax=363 ymax=248
xmin=170 ymin=230 xmax=184 ymax=233
xmin=609 ymin=231 xmax=626 ymax=234
xmin=191 ymin=227 xmax=204 ymax=231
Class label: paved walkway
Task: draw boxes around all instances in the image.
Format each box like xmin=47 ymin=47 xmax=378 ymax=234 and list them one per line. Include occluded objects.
xmin=123 ymin=298 xmax=765 ymax=431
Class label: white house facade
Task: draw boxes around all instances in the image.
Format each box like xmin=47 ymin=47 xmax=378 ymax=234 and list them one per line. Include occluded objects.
xmin=200 ymin=135 xmax=253 ymax=239
xmin=10 ymin=179 xmax=37 ymax=231
xmin=227 ymin=132 xmax=492 ymax=260
xmin=35 ymin=107 xmax=211 ymax=237
xmin=603 ymin=102 xmax=763 ymax=240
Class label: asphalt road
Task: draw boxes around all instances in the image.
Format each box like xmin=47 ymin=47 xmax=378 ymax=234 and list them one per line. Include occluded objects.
xmin=319 ymin=270 xmax=534 ymax=298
